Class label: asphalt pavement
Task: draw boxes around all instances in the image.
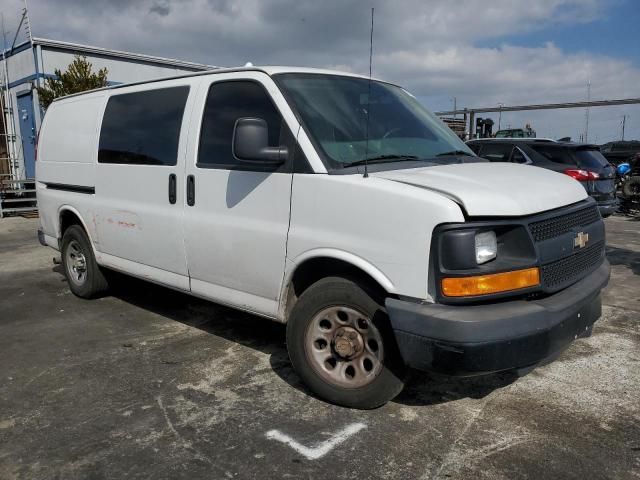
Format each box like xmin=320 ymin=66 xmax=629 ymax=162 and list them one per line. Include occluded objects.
xmin=0 ymin=215 xmax=639 ymax=479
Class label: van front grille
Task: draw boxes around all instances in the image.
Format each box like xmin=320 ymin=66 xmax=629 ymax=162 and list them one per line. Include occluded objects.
xmin=540 ymin=240 xmax=604 ymax=291
xmin=528 ymin=205 xmax=600 ymax=242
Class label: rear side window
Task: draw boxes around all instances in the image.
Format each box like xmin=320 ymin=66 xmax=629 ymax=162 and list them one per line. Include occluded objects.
xmin=198 ymin=80 xmax=287 ymax=168
xmin=478 ymin=143 xmax=513 ymax=162
xmin=575 ymin=149 xmax=609 ymax=169
xmin=99 ymin=86 xmax=189 ymax=165
xmin=529 ymin=145 xmax=575 ymax=165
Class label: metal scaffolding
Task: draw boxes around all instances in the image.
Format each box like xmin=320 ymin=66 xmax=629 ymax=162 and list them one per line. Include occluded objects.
xmin=0 ymin=2 xmax=33 ymax=182
xmin=435 ymin=98 xmax=640 ymax=140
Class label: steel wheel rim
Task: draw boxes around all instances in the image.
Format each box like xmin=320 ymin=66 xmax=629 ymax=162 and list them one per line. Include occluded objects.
xmin=304 ymin=306 xmax=384 ymax=389
xmin=65 ymin=240 xmax=88 ymax=286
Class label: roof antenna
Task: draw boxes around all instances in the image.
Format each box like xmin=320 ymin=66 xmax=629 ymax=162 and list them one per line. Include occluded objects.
xmin=363 ymin=7 xmax=374 ymax=178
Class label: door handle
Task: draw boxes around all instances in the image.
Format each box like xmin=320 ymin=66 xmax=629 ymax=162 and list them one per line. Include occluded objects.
xmin=168 ymin=174 xmax=177 ymax=204
xmin=186 ymin=175 xmax=195 ymax=206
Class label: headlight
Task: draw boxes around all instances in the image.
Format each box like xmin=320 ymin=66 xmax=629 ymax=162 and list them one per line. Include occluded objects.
xmin=475 ymin=231 xmax=497 ymax=264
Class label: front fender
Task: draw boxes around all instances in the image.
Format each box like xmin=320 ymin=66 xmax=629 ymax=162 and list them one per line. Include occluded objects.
xmin=286 ymin=248 xmax=397 ymax=293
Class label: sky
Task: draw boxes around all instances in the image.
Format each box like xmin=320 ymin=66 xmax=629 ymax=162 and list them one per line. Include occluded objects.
xmin=1 ymin=0 xmax=639 ymax=143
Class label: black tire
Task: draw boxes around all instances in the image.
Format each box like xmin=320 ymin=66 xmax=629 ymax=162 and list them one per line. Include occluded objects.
xmin=622 ymin=176 xmax=640 ymax=199
xmin=61 ymin=225 xmax=109 ymax=298
xmin=286 ymin=276 xmax=406 ymax=409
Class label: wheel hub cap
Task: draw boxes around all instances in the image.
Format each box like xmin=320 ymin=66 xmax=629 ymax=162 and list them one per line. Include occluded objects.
xmin=334 ymin=326 xmax=364 ymax=359
xmin=65 ymin=239 xmax=88 ymax=286
xmin=304 ymin=306 xmax=385 ymax=389
xmin=73 ymin=257 xmax=86 ymax=271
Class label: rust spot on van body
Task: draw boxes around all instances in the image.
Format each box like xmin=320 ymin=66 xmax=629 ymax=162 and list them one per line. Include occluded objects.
xmin=105 ymin=211 xmax=142 ymax=230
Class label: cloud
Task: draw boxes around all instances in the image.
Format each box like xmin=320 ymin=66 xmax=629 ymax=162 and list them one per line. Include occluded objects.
xmin=4 ymin=0 xmax=639 ymax=141
xmin=15 ymin=0 xmax=606 ymax=65
xmin=149 ymin=1 xmax=171 ymax=16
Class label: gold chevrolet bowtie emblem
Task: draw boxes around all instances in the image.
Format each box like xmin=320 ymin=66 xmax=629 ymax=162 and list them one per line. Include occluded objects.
xmin=574 ymin=231 xmax=589 ymax=249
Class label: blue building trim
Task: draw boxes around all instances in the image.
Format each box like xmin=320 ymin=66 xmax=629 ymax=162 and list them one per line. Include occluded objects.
xmin=6 ymin=40 xmax=32 ymax=57
xmin=32 ymin=45 xmax=41 ymax=87
xmin=7 ymin=73 xmax=51 ymax=89
xmin=3 ymin=38 xmax=212 ymax=71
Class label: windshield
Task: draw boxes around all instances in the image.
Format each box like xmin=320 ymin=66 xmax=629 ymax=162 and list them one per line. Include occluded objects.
xmin=274 ymin=73 xmax=474 ymax=170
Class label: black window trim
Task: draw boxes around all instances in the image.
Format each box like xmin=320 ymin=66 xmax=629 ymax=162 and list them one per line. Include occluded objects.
xmin=195 ymin=78 xmax=307 ymax=173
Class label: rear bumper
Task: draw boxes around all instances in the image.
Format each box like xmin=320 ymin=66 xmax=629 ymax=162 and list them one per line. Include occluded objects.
xmin=386 ymin=260 xmax=610 ymax=375
xmin=595 ymin=198 xmax=618 ymax=216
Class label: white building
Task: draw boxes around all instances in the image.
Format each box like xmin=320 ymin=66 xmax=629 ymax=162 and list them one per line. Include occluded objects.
xmin=1 ymin=37 xmax=214 ymax=181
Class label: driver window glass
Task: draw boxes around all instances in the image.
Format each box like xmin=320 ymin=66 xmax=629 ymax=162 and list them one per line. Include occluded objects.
xmin=197 ymin=80 xmax=287 ymax=168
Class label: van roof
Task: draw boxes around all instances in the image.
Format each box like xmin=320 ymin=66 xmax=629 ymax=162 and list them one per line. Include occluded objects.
xmin=53 ymin=66 xmax=380 ymax=103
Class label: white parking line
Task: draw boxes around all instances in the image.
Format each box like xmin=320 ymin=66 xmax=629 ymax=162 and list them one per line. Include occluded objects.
xmin=265 ymin=422 xmax=367 ymax=460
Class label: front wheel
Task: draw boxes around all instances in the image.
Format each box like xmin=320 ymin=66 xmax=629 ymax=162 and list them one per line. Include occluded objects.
xmin=286 ymin=277 xmax=406 ymax=409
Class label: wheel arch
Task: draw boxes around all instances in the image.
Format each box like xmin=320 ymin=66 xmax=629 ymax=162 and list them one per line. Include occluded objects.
xmin=57 ymin=206 xmax=98 ymax=253
xmin=279 ymin=249 xmax=396 ymax=321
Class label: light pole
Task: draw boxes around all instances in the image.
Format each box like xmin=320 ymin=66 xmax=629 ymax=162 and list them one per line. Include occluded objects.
xmin=584 ymin=80 xmax=591 ymax=142
xmin=497 ymin=103 xmax=504 ymax=130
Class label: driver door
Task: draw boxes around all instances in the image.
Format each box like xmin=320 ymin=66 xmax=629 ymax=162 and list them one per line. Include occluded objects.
xmin=183 ymin=73 xmax=298 ymax=317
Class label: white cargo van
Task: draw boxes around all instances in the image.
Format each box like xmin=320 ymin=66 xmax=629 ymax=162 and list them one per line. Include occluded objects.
xmin=36 ymin=67 xmax=610 ymax=408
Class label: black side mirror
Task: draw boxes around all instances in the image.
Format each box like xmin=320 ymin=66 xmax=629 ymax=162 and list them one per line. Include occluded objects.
xmin=232 ymin=117 xmax=288 ymax=165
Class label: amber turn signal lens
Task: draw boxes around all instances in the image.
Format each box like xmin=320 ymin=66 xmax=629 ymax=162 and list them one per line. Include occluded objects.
xmin=442 ymin=267 xmax=540 ymax=297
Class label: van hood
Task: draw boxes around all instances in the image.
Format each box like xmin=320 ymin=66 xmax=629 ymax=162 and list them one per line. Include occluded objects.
xmin=372 ymin=162 xmax=588 ymax=217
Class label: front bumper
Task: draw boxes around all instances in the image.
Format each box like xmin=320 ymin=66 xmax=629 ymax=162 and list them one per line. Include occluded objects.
xmin=386 ymin=260 xmax=610 ymax=375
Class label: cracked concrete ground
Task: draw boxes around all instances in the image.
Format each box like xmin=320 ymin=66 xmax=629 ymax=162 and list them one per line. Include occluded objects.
xmin=0 ymin=215 xmax=638 ymax=479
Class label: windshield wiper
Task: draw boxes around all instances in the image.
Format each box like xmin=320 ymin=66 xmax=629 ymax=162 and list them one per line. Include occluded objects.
xmin=435 ymin=150 xmax=474 ymax=157
xmin=347 ymin=154 xmax=418 ymax=167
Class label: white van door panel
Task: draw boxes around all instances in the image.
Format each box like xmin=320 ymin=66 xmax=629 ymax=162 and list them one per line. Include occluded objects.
xmin=185 ymin=170 xmax=292 ymax=306
xmin=95 ymin=165 xmax=188 ymax=287
xmin=94 ymin=83 xmax=194 ymax=290
xmin=183 ymin=73 xmax=298 ymax=317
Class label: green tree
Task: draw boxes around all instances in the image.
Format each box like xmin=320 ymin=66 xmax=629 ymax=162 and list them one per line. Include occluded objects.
xmin=37 ymin=55 xmax=108 ymax=109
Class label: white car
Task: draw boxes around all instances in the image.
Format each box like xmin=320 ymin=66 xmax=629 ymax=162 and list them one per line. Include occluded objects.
xmin=36 ymin=67 xmax=610 ymax=408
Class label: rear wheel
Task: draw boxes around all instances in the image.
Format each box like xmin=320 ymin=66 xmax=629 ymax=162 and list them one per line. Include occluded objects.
xmin=286 ymin=277 xmax=406 ymax=409
xmin=61 ymin=225 xmax=109 ymax=298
